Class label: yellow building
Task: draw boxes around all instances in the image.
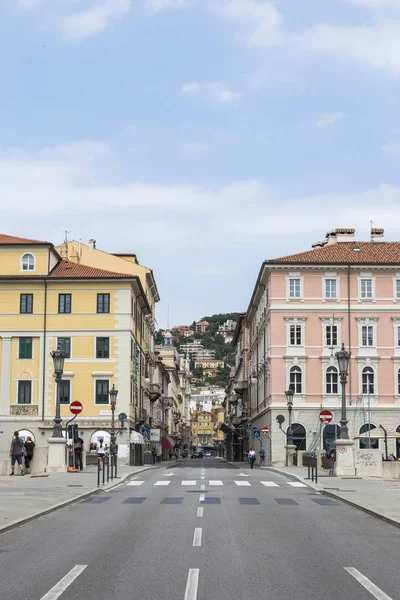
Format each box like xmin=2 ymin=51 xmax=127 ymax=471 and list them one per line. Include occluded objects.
xmin=191 ymin=410 xmax=213 ymax=448
xmin=211 ymin=405 xmax=225 ymax=445
xmin=0 ymin=234 xmax=159 ymax=473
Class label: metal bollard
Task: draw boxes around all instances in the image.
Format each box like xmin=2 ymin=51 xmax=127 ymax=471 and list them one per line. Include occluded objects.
xmin=114 ymin=455 xmax=118 ymax=479
xmin=110 ymin=454 xmax=114 ymax=481
xmin=102 ymin=457 xmax=105 ymax=485
xmin=307 ymin=453 xmax=311 ymax=480
xmin=106 ymin=454 xmax=110 ymax=483
xmin=315 ymin=452 xmax=318 ymax=484
xmin=97 ymin=457 xmax=101 ymax=487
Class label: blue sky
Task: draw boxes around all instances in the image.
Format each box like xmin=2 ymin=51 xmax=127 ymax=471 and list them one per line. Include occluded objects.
xmin=2 ymin=0 xmax=400 ymax=326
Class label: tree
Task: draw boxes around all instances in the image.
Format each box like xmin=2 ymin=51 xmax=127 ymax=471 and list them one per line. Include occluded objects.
xmin=155 ymin=329 xmax=164 ymax=345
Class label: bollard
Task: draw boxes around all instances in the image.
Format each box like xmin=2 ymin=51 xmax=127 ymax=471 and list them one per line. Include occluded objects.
xmin=102 ymin=457 xmax=105 ymax=485
xmin=307 ymin=453 xmax=311 ymax=480
xmin=114 ymin=455 xmax=118 ymax=479
xmin=106 ymin=454 xmax=110 ymax=483
xmin=315 ymin=452 xmax=318 ymax=484
xmin=110 ymin=454 xmax=114 ymax=481
xmin=97 ymin=457 xmax=101 ymax=487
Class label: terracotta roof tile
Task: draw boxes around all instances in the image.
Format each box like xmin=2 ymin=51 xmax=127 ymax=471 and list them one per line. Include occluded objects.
xmin=0 ymin=233 xmax=51 ymax=245
xmin=267 ymin=242 xmax=400 ymax=265
xmin=49 ymin=260 xmax=133 ymax=279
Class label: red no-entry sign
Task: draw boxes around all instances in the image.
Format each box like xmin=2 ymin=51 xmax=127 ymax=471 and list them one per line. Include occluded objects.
xmin=262 ymin=426 xmax=269 ymax=435
xmin=319 ymin=410 xmax=333 ymax=424
xmin=69 ymin=401 xmax=83 ymax=415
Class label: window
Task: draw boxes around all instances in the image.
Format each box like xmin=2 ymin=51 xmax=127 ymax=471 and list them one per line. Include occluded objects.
xmin=20 ymin=294 xmax=33 ymax=314
xmin=361 ymin=325 xmax=374 ymax=347
xmin=359 ymin=423 xmax=378 ymax=450
xmin=95 ymin=380 xmax=110 ymax=404
xmin=58 ymin=294 xmax=71 ymax=314
xmin=18 ymin=381 xmax=32 ymax=404
xmin=57 ymin=337 xmax=71 ymax=358
xmin=325 ymin=279 xmax=337 ymax=299
xmin=97 ymin=293 xmax=110 ymax=313
xmin=289 ymin=324 xmax=302 ymax=346
xmin=362 ymin=367 xmax=375 ymax=394
xmin=361 ymin=279 xmax=373 ymax=299
xmin=396 ymin=279 xmax=400 ymax=299
xmin=326 ymin=325 xmax=338 ymax=347
xmin=291 ymin=423 xmax=307 ymax=451
xmin=289 ymin=366 xmax=302 ymax=394
xmin=21 ymin=253 xmax=35 ymax=271
xmin=326 ymin=367 xmax=338 ymax=394
xmin=19 ymin=337 xmax=32 ymax=359
xmin=96 ymin=337 xmax=110 ymax=359
xmin=59 ymin=380 xmax=71 ymax=405
xmin=289 ymin=279 xmax=301 ymax=298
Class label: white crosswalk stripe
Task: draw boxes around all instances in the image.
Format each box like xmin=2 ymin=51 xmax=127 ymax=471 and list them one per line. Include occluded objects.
xmin=235 ymin=481 xmax=251 ymax=487
xmin=260 ymin=482 xmax=279 ymax=487
xmin=127 ymin=481 xmax=145 ymax=486
xmin=209 ymin=480 xmax=223 ymax=486
xmin=154 ymin=481 xmax=171 ymax=486
xmin=182 ymin=481 xmax=197 ymax=486
xmin=287 ymin=482 xmax=308 ymax=488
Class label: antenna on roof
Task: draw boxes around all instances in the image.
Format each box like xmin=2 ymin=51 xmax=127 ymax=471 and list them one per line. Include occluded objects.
xmin=370 ymin=220 xmax=374 ymax=241
xmin=64 ymin=230 xmax=70 ymax=243
xmin=167 ymin=304 xmax=170 ymax=330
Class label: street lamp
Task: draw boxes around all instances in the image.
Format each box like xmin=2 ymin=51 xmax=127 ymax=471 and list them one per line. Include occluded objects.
xmin=335 ymin=343 xmax=351 ymax=439
xmin=285 ymin=388 xmax=294 ymax=446
xmin=109 ymin=384 xmax=118 ymax=457
xmin=50 ymin=347 xmax=66 ymax=438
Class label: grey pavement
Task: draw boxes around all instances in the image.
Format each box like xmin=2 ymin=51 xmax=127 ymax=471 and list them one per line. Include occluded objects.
xmin=0 ymin=457 xmax=399 ymax=600
xmin=266 ymin=464 xmax=400 ymax=527
xmin=0 ymin=463 xmax=166 ymax=532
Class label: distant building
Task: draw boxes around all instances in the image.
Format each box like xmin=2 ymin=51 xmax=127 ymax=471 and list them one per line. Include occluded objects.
xmin=179 ymin=341 xmax=216 ymax=360
xmin=218 ymin=319 xmax=237 ymax=332
xmin=195 ymin=320 xmax=209 ymax=334
xmin=174 ymin=325 xmax=194 ymax=337
xmin=190 ymin=386 xmax=225 ymax=412
xmin=194 ymin=359 xmax=224 ymax=377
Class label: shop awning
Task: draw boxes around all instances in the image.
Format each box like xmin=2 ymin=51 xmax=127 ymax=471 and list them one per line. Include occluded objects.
xmin=130 ymin=431 xmax=145 ymax=444
xmin=161 ymin=436 xmax=171 ymax=449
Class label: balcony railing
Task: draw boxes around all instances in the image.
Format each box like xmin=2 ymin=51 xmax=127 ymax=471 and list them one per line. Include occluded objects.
xmin=150 ymin=383 xmax=161 ymax=402
xmin=234 ymin=381 xmax=248 ymax=393
xmin=136 ymin=407 xmax=147 ymax=426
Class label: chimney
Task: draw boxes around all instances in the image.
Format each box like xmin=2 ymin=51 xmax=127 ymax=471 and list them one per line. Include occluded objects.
xmin=312 ymin=240 xmax=326 ymax=249
xmin=371 ymin=227 xmax=385 ymax=242
xmin=326 ymin=228 xmax=356 ymax=244
xmin=89 ymin=239 xmax=96 ymax=249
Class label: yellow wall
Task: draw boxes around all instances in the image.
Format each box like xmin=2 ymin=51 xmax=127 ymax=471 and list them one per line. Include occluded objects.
xmin=0 ymin=247 xmax=50 ymax=276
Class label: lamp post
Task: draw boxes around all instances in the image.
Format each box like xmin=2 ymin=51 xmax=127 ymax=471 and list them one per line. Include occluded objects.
xmin=50 ymin=347 xmax=66 ymax=438
xmin=285 ymin=388 xmax=294 ymax=446
xmin=109 ymin=384 xmax=118 ymax=457
xmin=335 ymin=343 xmax=351 ymax=439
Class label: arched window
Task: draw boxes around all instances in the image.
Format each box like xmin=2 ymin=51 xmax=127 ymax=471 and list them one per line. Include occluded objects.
xmin=291 ymin=423 xmax=306 ymax=451
xmin=362 ymin=367 xmax=374 ymax=394
xmin=323 ymin=424 xmax=340 ymax=452
xmin=326 ymin=367 xmax=338 ymax=394
xmin=21 ymin=253 xmax=35 ymax=271
xmin=290 ymin=366 xmax=302 ymax=394
xmin=359 ymin=423 xmax=379 ymax=449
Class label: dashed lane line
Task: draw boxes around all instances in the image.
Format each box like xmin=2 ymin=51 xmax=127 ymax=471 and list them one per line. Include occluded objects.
xmin=193 ymin=528 xmax=202 ymax=547
xmin=184 ymin=569 xmax=199 ymax=600
xmin=344 ymin=568 xmax=393 ymax=600
xmin=40 ymin=566 xmax=87 ymax=600
xmin=197 ymin=507 xmax=204 ymax=517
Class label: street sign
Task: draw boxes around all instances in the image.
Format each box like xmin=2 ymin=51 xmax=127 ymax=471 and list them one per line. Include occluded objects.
xmin=150 ymin=429 xmax=161 ymax=443
xmin=319 ymin=410 xmax=333 ymax=424
xmin=141 ymin=427 xmax=150 ymax=437
xmin=118 ymin=412 xmax=127 ymax=422
xmin=262 ymin=426 xmax=269 ymax=435
xmin=69 ymin=401 xmax=83 ymax=415
xmin=253 ymin=429 xmax=261 ymax=438
xmin=276 ymin=415 xmax=285 ymax=425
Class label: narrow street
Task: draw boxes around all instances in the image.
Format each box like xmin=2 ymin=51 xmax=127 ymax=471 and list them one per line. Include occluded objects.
xmin=0 ymin=458 xmax=398 ymax=600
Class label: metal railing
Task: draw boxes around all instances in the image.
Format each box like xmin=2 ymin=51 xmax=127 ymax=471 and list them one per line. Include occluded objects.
xmin=97 ymin=453 xmax=118 ymax=486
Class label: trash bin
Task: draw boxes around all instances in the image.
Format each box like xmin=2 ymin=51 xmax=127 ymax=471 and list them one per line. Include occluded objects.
xmin=144 ymin=451 xmax=152 ymax=465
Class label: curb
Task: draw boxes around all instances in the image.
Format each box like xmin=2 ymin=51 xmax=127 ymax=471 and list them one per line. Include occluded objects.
xmin=265 ymin=467 xmax=400 ymax=530
xmin=0 ymin=465 xmax=157 ymax=536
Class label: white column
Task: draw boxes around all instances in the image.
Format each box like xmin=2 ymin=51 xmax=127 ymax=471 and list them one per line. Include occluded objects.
xmin=0 ymin=337 xmax=12 ymax=415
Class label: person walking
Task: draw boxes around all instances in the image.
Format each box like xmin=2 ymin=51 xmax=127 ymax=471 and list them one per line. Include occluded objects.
xmin=23 ymin=436 xmax=35 ymax=474
xmin=73 ymin=435 xmax=84 ymax=471
xmin=249 ymin=447 xmax=256 ymax=469
xmin=97 ymin=438 xmax=105 ymax=470
xmin=9 ymin=431 xmax=25 ymax=476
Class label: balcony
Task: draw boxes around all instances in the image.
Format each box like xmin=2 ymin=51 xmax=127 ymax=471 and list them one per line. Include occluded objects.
xmin=150 ymin=383 xmax=161 ymax=402
xmin=136 ymin=407 xmax=147 ymax=426
xmin=234 ymin=381 xmax=248 ymax=393
xmin=173 ymin=411 xmax=181 ymax=424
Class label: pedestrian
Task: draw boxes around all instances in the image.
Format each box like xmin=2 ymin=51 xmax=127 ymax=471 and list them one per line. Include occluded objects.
xmin=23 ymin=435 xmax=35 ymax=474
xmin=249 ymin=447 xmax=256 ymax=469
xmin=9 ymin=431 xmax=25 ymax=475
xmin=97 ymin=438 xmax=105 ymax=470
xmin=168 ymin=447 xmax=173 ymax=460
xmin=259 ymin=448 xmax=265 ymax=466
xmin=73 ymin=434 xmax=84 ymax=471
xmin=151 ymin=447 xmax=157 ymax=464
xmin=329 ymin=449 xmax=335 ymax=476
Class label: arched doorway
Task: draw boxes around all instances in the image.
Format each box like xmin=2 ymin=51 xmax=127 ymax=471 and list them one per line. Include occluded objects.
xmin=17 ymin=429 xmax=35 ymax=443
xmin=359 ymin=423 xmax=379 ymax=449
xmin=323 ymin=424 xmax=340 ymax=453
xmin=291 ymin=423 xmax=306 ymax=451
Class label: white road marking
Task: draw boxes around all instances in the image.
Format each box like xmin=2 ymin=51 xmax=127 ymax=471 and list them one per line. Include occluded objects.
xmin=193 ymin=528 xmax=202 ymax=547
xmin=261 ymin=481 xmax=279 ymax=487
xmin=199 ymin=494 xmax=205 ymax=502
xmin=209 ymin=480 xmax=223 ymax=486
xmin=201 ymin=476 xmax=205 ymax=480
xmin=127 ymin=481 xmax=145 ymax=486
xmin=182 ymin=480 xmax=196 ymax=486
xmin=200 ymin=484 xmax=205 ymax=491
xmin=239 ymin=473 xmax=250 ymax=477
xmin=154 ymin=481 xmax=171 ymax=486
xmin=184 ymin=569 xmax=199 ymax=600
xmin=235 ymin=481 xmax=251 ymax=487
xmin=197 ymin=507 xmax=203 ymax=517
xmin=344 ymin=568 xmax=393 ymax=600
xmin=164 ymin=472 xmax=176 ymax=476
xmin=40 ymin=565 xmax=87 ymax=600
xmin=287 ymin=482 xmax=307 ymax=488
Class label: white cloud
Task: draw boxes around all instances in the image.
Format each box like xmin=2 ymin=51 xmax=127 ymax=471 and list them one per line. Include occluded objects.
xmin=61 ymin=0 xmax=131 ymax=40
xmin=182 ymin=81 xmax=240 ymax=103
xmin=315 ymin=112 xmax=346 ymax=129
xmin=209 ymin=0 xmax=282 ymax=47
xmin=183 ymin=142 xmax=209 ymax=156
xmin=145 ymin=0 xmax=186 ymax=14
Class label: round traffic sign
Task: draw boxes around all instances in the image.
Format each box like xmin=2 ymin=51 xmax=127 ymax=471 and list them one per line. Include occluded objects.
xmin=118 ymin=412 xmax=127 ymax=422
xmin=319 ymin=409 xmax=333 ymax=424
xmin=262 ymin=426 xmax=269 ymax=435
xmin=69 ymin=400 xmax=83 ymax=415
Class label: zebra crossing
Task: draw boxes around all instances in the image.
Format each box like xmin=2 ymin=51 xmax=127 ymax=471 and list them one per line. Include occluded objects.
xmin=127 ymin=479 xmax=308 ymax=488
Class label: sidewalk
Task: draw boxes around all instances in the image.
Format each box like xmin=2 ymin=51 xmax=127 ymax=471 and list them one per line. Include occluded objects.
xmin=266 ymin=465 xmax=400 ymax=528
xmin=0 ymin=463 xmax=165 ymax=534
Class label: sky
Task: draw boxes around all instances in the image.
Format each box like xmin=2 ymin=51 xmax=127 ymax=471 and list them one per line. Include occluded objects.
xmin=2 ymin=0 xmax=400 ymax=327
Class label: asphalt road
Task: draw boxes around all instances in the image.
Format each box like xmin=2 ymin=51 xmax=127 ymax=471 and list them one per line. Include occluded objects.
xmin=0 ymin=458 xmax=399 ymax=600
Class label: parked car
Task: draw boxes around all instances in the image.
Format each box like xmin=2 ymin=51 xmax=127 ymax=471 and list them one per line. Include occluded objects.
xmin=191 ymin=451 xmax=204 ymax=459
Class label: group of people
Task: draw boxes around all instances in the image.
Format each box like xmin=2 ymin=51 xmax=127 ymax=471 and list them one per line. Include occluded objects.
xmin=9 ymin=431 xmax=35 ymax=475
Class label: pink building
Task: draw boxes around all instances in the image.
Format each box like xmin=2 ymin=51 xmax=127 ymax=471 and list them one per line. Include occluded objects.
xmin=242 ymin=227 xmax=400 ymax=465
